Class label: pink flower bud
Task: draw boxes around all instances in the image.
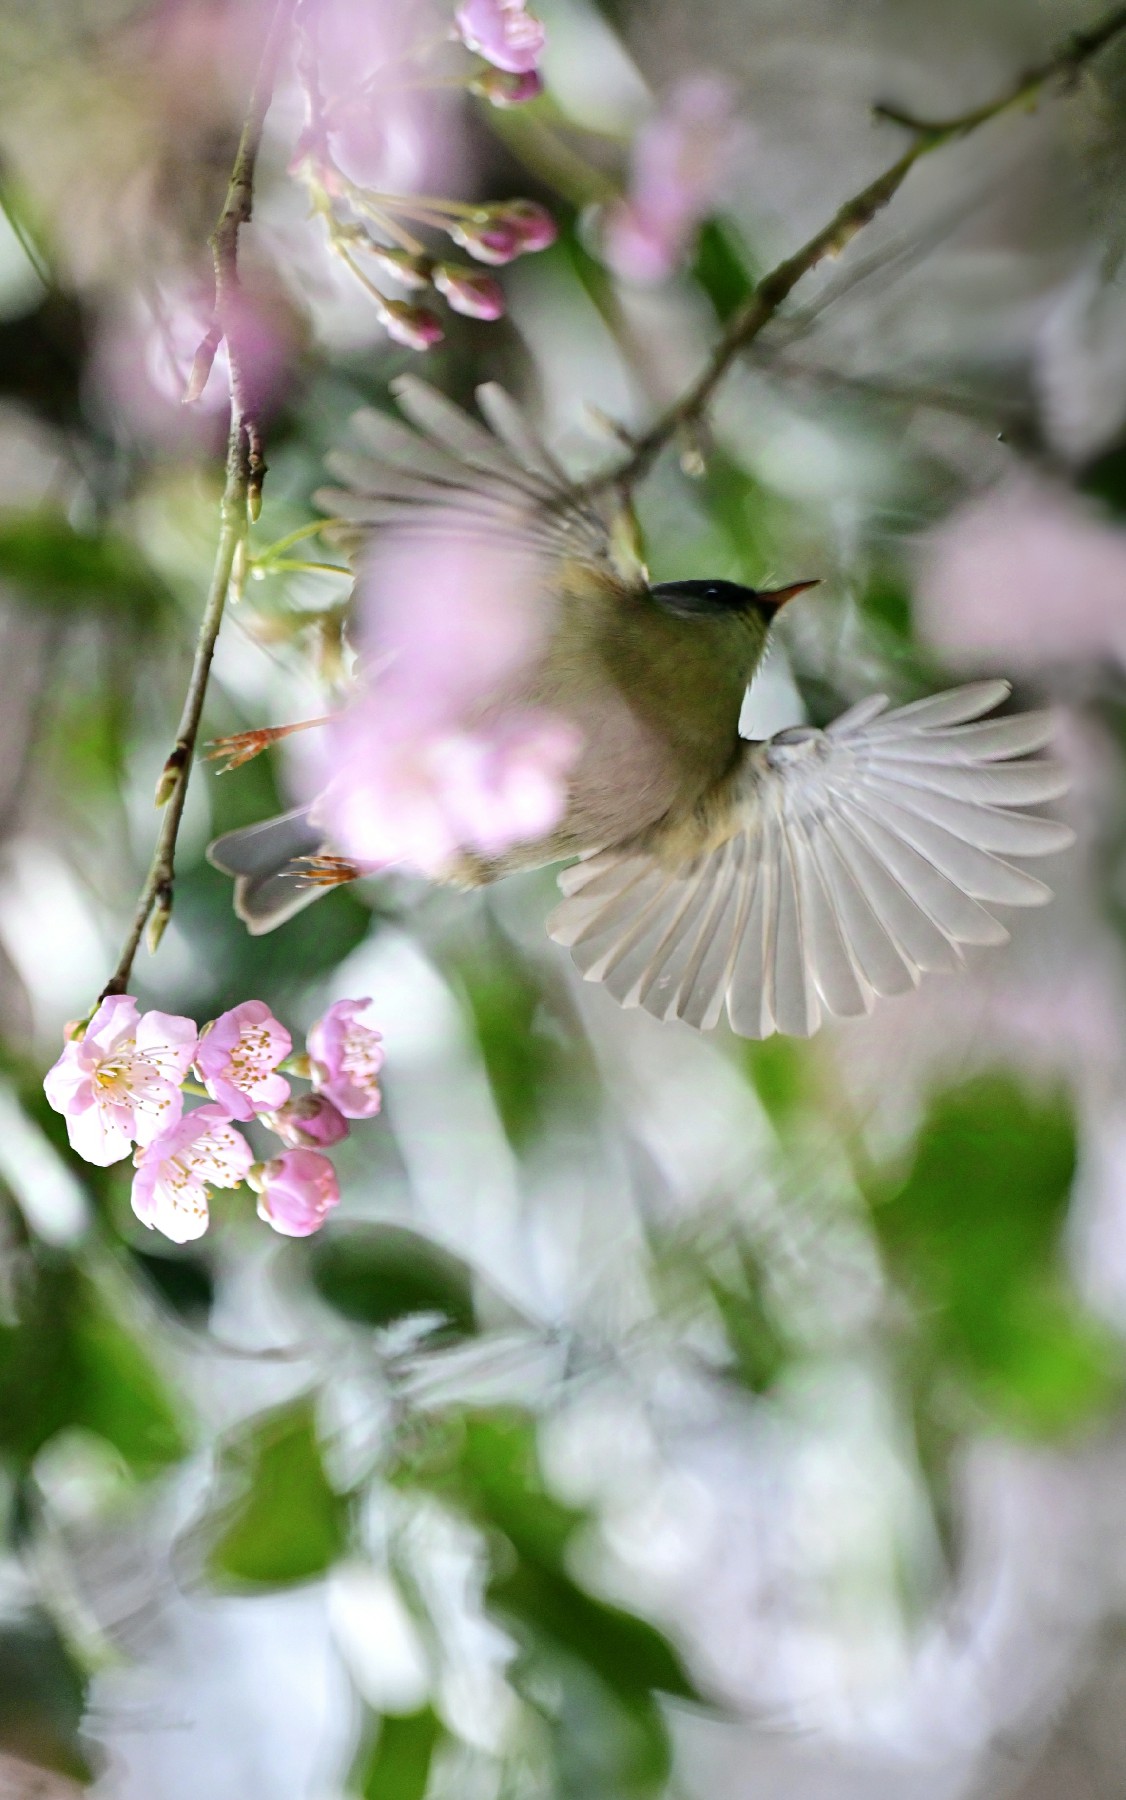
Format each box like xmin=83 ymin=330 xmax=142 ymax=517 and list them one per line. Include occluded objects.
xmin=449 ymin=214 xmax=524 ymax=266
xmin=265 ymin=1092 xmax=350 ymax=1149
xmin=256 ymin=1149 xmax=340 ymax=1238
xmin=366 ymin=245 xmax=435 ymax=292
xmin=505 ymin=200 xmax=557 ymax=252
xmin=472 ymin=67 xmax=544 ymax=107
xmin=195 ymin=1000 xmax=292 ymax=1123
xmin=433 ymin=265 xmax=507 ymax=320
xmin=307 ymin=999 xmax=384 ymax=1120
xmin=382 ymin=300 xmax=445 ymax=351
xmin=455 ymin=0 xmax=546 ymax=75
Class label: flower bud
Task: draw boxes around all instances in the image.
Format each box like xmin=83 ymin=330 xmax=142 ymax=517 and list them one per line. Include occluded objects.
xmin=256 ymin=1149 xmax=340 ymax=1238
xmin=366 ymin=245 xmax=435 ymax=292
xmin=382 ymin=301 xmax=445 ymax=351
xmin=505 ymin=200 xmax=558 ymax=252
xmin=264 ymin=1092 xmax=350 ymax=1149
xmin=433 ymin=264 xmax=507 ymax=320
xmin=449 ymin=213 xmax=523 ymax=266
xmin=471 ymin=67 xmax=544 ymax=107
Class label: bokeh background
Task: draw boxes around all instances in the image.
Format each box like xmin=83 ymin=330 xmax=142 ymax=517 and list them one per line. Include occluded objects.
xmin=2 ymin=0 xmax=1126 ymax=1795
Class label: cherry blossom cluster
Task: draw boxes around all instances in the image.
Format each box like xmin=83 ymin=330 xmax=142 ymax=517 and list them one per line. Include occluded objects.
xmin=43 ymin=995 xmax=384 ymax=1246
xmin=306 ymin=519 xmax=581 ymax=879
xmin=293 ymin=0 xmax=554 ymax=352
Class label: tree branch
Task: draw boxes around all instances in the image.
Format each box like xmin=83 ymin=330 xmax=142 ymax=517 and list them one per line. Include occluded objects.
xmin=99 ymin=0 xmax=297 ymax=1003
xmin=585 ymin=0 xmax=1126 ymax=500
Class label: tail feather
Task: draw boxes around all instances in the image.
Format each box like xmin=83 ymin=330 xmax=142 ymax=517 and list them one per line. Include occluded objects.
xmin=207 ymin=808 xmax=328 ymax=935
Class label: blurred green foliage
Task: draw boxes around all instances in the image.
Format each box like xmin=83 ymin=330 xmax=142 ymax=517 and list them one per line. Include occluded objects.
xmin=394 ymin=1408 xmax=697 ymax=1799
xmin=206 ymin=1395 xmax=350 ymax=1587
xmin=352 ymin=1706 xmax=442 ymax=1800
xmin=0 ymin=1615 xmax=92 ymax=1781
xmin=0 ymin=512 xmax=169 ymax=624
xmin=0 ymin=1253 xmax=188 ymax=1479
xmin=309 ymin=1223 xmax=477 ymax=1336
xmin=870 ymin=1073 xmax=1121 ymax=1436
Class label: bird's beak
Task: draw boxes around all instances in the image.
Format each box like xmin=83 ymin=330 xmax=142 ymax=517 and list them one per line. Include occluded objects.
xmin=757 ymin=578 xmax=820 ymax=613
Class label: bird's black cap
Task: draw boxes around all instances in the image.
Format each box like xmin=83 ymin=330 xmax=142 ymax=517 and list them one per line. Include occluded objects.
xmin=649 ymin=578 xmax=819 ymax=620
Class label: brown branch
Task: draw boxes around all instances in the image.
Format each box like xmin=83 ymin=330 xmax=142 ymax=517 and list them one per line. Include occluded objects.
xmin=584 ymin=0 xmax=1126 ymax=501
xmin=99 ymin=0 xmax=297 ymax=1004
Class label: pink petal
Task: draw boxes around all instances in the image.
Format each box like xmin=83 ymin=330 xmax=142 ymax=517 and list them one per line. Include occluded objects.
xmin=67 ymin=1100 xmax=136 ymax=1167
xmin=42 ymin=1046 xmax=90 ymax=1114
xmin=135 ymin=1009 xmax=199 ymax=1081
xmin=83 ymin=994 xmax=141 ymax=1056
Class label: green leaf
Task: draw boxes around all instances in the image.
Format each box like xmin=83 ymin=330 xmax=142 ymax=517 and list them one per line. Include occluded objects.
xmin=691 ymin=218 xmax=758 ymax=324
xmin=0 ymin=512 xmax=169 ymax=623
xmin=706 ymin=1249 xmax=790 ymax=1393
xmin=0 ymin=1615 xmax=93 ymax=1782
xmin=0 ymin=1257 xmax=189 ymax=1478
xmin=127 ymin=1246 xmax=215 ymax=1321
xmin=742 ymin=1035 xmax=810 ymax=1126
xmin=207 ymin=1395 xmax=349 ymax=1587
xmin=353 ymin=1707 xmax=443 ymax=1800
xmin=309 ymin=1225 xmax=475 ymax=1335
xmin=869 ymin=1073 xmax=1121 ymax=1435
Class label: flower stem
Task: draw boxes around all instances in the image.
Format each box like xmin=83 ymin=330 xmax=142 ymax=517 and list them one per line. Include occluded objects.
xmin=98 ymin=0 xmax=298 ymax=1004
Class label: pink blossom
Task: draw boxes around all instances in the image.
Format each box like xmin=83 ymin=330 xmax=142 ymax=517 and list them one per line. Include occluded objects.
xmin=94 ymin=278 xmax=296 ymax=443
xmin=352 ymin=519 xmax=549 ymax=726
xmin=314 ymin=0 xmax=459 ymax=194
xmin=307 ymin=999 xmax=384 ymax=1120
xmin=195 ymin=1000 xmax=292 ymax=1122
xmin=433 ymin=265 xmax=506 ymax=320
xmin=319 ymin=707 xmax=580 ymax=875
xmin=131 ymin=1104 xmax=253 ymax=1244
xmin=43 ymin=996 xmax=197 ymax=1167
xmin=307 ymin=518 xmax=580 ymax=876
xmin=256 ymin=1150 xmax=341 ymax=1238
xmin=600 ymin=76 xmax=742 ymax=284
xmin=264 ymin=1092 xmax=351 ymax=1149
xmin=455 ymin=0 xmax=546 ymax=75
xmin=917 ymin=477 xmax=1126 ymax=673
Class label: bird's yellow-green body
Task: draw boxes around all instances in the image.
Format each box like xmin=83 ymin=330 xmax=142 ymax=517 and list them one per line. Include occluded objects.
xmin=462 ymin=560 xmax=772 ymax=882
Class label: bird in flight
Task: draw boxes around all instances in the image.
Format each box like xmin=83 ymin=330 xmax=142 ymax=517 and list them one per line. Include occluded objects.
xmin=209 ymin=377 xmax=1072 ymax=1040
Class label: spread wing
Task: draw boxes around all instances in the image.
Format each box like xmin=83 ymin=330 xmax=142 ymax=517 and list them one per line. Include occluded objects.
xmin=547 ymin=681 xmax=1074 ymax=1039
xmin=316 ymin=375 xmax=626 ymax=576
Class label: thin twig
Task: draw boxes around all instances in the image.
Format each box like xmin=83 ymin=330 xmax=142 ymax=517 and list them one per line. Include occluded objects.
xmin=99 ymin=0 xmax=297 ymax=1003
xmin=582 ymin=0 xmax=1126 ymax=501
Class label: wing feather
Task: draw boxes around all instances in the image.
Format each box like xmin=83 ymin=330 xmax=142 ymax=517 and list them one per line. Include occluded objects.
xmin=316 ymin=378 xmax=617 ymax=572
xmin=548 ymin=682 xmax=1072 ymax=1038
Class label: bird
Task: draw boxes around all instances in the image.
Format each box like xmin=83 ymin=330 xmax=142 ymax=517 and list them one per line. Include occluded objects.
xmin=208 ymin=376 xmax=1073 ymax=1040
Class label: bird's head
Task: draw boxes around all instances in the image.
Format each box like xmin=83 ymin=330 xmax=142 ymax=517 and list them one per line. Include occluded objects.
xmin=648 ymin=577 xmax=819 ymax=621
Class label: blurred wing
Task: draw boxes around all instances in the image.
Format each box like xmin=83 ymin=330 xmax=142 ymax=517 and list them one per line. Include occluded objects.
xmin=207 ymin=807 xmax=328 ymax=934
xmin=316 ymin=376 xmax=623 ymax=576
xmin=548 ymin=680 xmax=1074 ymax=1039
